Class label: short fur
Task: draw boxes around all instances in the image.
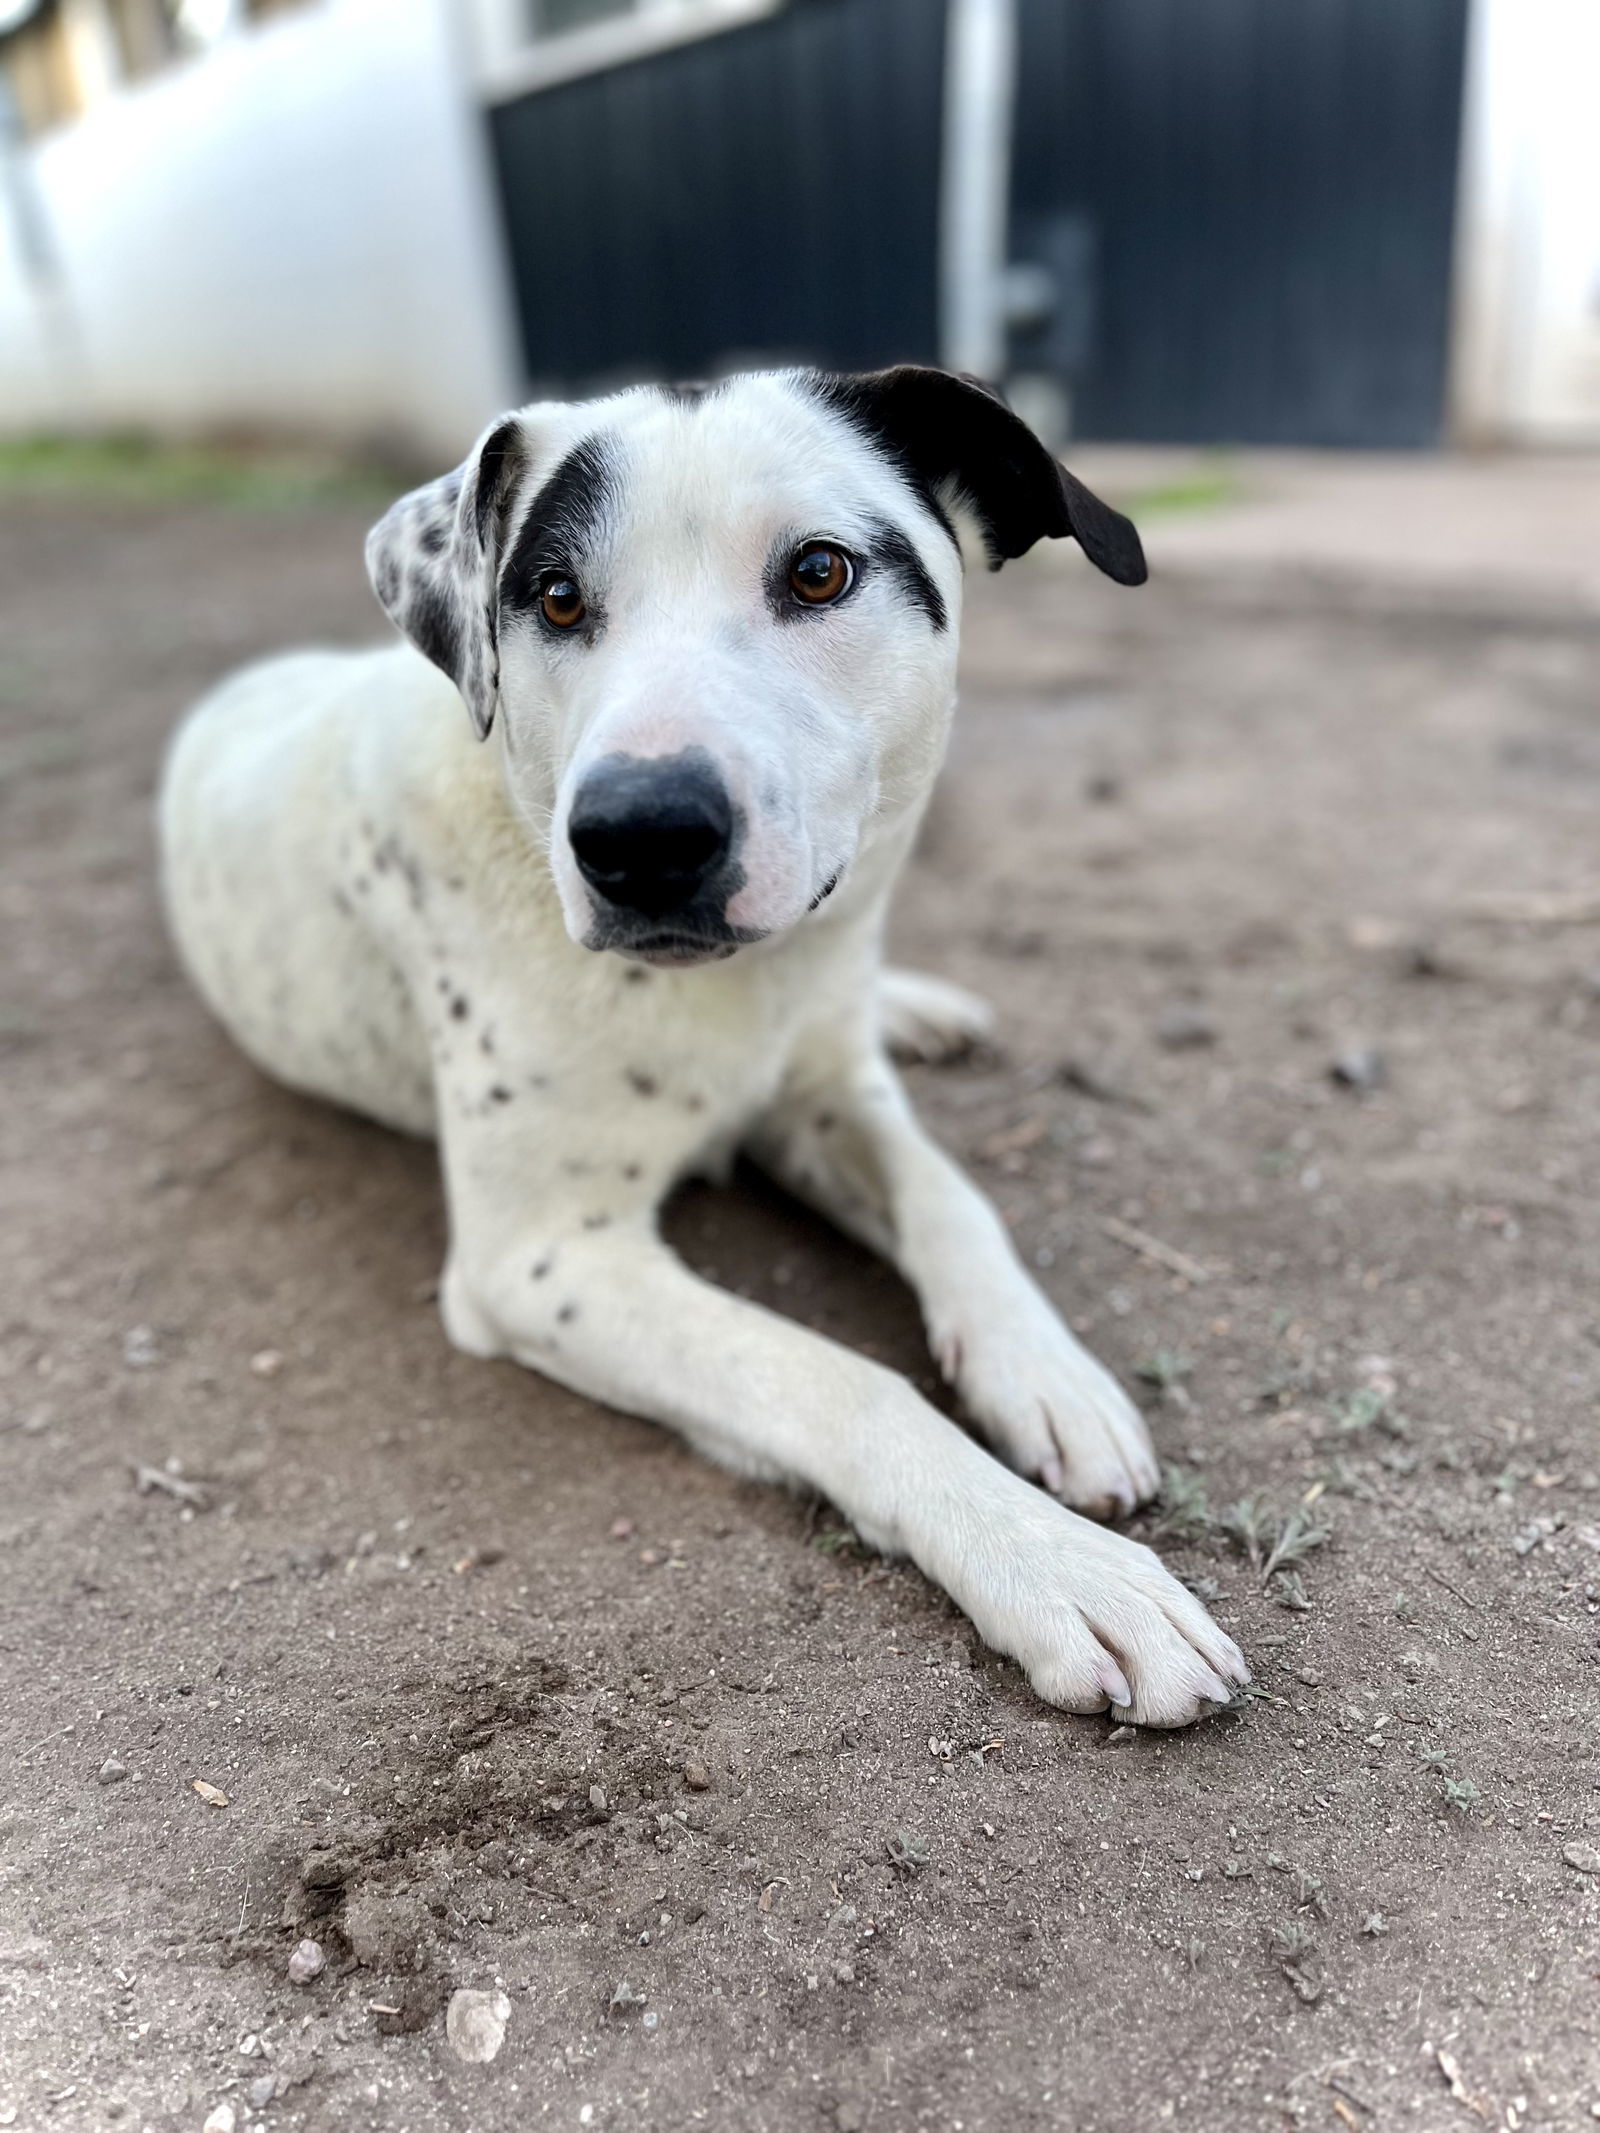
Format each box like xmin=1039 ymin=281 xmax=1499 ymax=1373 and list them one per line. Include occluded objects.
xmin=160 ymin=366 xmax=1246 ymax=1726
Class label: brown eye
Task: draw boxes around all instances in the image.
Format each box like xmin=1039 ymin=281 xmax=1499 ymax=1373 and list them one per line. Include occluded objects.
xmin=539 ymin=573 xmax=586 ymax=629
xmin=789 ymin=544 xmax=854 ymax=606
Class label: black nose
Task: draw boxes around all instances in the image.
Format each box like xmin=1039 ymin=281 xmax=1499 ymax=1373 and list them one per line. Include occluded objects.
xmin=568 ymin=752 xmax=734 ymax=918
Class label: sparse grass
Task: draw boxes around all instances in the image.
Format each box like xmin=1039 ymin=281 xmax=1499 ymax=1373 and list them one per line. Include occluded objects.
xmin=1271 ymin=1568 xmax=1313 ymax=1612
xmin=1150 ymin=1462 xmax=1213 ymax=1542
xmin=1218 ymin=1493 xmax=1333 ymax=1584
xmin=1134 ymin=1348 xmax=1195 ymax=1394
xmin=0 ymin=432 xmax=404 ymax=511
xmin=1126 ymin=464 xmax=1241 ymax=518
xmin=1331 ymin=1386 xmax=1403 ymax=1436
xmin=812 ymin=1526 xmax=861 ymax=1557
xmin=1440 ymin=1774 xmax=1483 ymax=1816
xmin=1269 ymin=1917 xmax=1324 ymax=2002
xmin=887 ymin=1828 xmax=929 ymax=1872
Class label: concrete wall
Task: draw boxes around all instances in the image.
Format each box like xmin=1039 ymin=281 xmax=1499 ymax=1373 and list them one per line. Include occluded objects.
xmin=0 ymin=0 xmax=520 ymax=459
xmin=1452 ymin=0 xmax=1600 ymax=446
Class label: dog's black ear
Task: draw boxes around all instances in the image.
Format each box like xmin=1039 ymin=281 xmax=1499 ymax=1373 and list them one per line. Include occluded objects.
xmin=813 ymin=365 xmax=1146 ymax=585
xmin=365 ymin=415 xmax=528 ymax=738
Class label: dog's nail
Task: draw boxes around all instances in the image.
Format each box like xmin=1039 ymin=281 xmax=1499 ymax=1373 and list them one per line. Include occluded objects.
xmin=1095 ymin=1658 xmax=1133 ymax=1708
xmin=1040 ymin=1454 xmax=1065 ymax=1494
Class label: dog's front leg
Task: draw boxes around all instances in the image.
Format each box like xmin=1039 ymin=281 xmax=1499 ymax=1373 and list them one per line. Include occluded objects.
xmin=443 ymin=1215 xmax=1243 ymax=1726
xmin=753 ymin=1048 xmax=1162 ymax=1518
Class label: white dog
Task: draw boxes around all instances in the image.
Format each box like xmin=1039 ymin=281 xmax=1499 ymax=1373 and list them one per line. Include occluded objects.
xmin=160 ymin=366 xmax=1247 ymax=1726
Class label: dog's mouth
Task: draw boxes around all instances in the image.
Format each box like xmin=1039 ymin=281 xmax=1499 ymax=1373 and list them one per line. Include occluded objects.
xmin=620 ymin=932 xmax=743 ymax=969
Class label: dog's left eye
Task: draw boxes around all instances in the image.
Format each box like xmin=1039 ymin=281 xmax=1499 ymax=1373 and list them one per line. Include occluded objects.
xmin=539 ymin=573 xmax=586 ymax=630
xmin=789 ymin=545 xmax=855 ymax=607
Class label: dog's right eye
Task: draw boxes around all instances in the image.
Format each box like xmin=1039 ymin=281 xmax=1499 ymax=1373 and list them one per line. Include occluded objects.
xmin=539 ymin=574 xmax=586 ymax=630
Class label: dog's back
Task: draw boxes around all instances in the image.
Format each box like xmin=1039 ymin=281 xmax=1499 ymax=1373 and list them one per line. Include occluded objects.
xmin=160 ymin=644 xmax=453 ymax=1135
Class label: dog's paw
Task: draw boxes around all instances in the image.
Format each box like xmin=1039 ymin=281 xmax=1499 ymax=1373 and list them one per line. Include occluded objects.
xmin=947 ymin=1493 xmax=1247 ymax=1728
xmin=878 ymin=967 xmax=995 ymax=1064
xmin=933 ymin=1297 xmax=1159 ymax=1520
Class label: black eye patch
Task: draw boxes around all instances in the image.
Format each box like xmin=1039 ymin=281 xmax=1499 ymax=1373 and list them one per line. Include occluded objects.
xmin=763 ymin=520 xmax=945 ymax=632
xmin=863 ymin=514 xmax=947 ymax=632
xmin=499 ymin=432 xmax=618 ymax=627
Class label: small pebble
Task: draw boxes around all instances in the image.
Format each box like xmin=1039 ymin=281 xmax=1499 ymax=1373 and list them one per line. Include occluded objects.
xmin=97 ymin=1758 xmax=129 ymax=1786
xmin=1331 ymin=1045 xmax=1386 ymax=1090
xmin=245 ymin=2077 xmax=276 ymax=2111
xmin=589 ymin=1784 xmax=608 ymax=1813
xmin=1563 ymin=1842 xmax=1600 ymax=1875
xmin=286 ymin=1937 xmax=325 ymax=1985
xmin=122 ymin=1326 xmax=161 ymax=1369
xmin=1155 ymin=1003 xmax=1218 ymax=1050
xmin=202 ymin=2109 xmax=235 ymax=2133
xmin=446 ymin=1987 xmax=511 ymax=2064
xmin=249 ymin=1349 xmax=283 ymax=1378
xmin=682 ymin=1758 xmax=711 ymax=1791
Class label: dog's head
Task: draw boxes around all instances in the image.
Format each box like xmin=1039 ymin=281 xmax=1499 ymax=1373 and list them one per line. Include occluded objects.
xmin=367 ymin=367 xmax=1145 ymax=967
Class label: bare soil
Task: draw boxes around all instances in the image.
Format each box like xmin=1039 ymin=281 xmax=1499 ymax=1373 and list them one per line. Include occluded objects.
xmin=2 ymin=486 xmax=1598 ymax=2133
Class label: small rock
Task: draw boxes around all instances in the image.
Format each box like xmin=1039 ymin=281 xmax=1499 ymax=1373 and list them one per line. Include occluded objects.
xmin=609 ymin=1517 xmax=635 ymax=1540
xmin=1563 ymin=1842 xmax=1600 ymax=1875
xmin=446 ymin=1987 xmax=511 ymax=2063
xmin=122 ymin=1326 xmax=161 ymax=1369
xmin=682 ymin=1758 xmax=711 ymax=1791
xmin=245 ymin=2076 xmax=276 ymax=2111
xmin=588 ymin=1784 xmax=608 ymax=1814
xmin=287 ymin=1938 xmax=325 ymax=1985
xmin=249 ymin=1348 xmax=283 ymax=1378
xmin=1331 ymin=1045 xmax=1386 ymax=1091
xmin=1155 ymin=1002 xmax=1218 ymax=1050
xmin=202 ymin=2109 xmax=235 ymax=2133
xmin=97 ymin=1758 xmax=129 ymax=1786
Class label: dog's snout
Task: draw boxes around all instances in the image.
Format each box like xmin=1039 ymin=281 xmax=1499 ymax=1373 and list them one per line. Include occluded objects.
xmin=569 ymin=752 xmax=733 ymax=918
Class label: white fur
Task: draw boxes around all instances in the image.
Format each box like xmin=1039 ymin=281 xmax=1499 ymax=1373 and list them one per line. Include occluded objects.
xmin=159 ymin=372 xmax=1246 ymax=1726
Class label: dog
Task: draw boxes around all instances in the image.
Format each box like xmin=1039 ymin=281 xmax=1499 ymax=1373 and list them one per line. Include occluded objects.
xmin=159 ymin=365 xmax=1248 ymax=1726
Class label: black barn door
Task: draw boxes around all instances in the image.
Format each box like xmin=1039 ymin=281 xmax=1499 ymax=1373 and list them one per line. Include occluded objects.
xmin=488 ymin=0 xmax=947 ymax=394
xmin=1011 ymin=0 xmax=1471 ymax=446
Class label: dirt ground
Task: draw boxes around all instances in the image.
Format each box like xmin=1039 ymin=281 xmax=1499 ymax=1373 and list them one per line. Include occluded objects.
xmin=3 ymin=465 xmax=1599 ymax=2133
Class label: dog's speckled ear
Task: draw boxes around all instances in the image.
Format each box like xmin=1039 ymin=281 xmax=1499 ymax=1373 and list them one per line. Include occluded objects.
xmin=811 ymin=365 xmax=1146 ymax=585
xmin=365 ymin=416 xmax=528 ymax=738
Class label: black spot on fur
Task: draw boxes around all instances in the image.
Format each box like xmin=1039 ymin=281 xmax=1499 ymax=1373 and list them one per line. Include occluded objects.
xmin=417 ymin=515 xmax=448 ymax=557
xmin=815 ymin=1111 xmax=836 ymax=1133
xmin=623 ymin=967 xmax=650 ymax=985
xmin=531 ymin=1258 xmax=552 ymax=1280
xmin=556 ymin=1302 xmax=579 ymax=1324
xmin=406 ymin=576 xmax=461 ymax=679
xmin=583 ymin=1213 xmax=611 ymax=1231
xmin=626 ymin=1069 xmax=658 ymax=1098
xmin=622 ymin=1163 xmax=643 ymax=1181
xmin=450 ymin=995 xmax=469 ymax=1021
xmin=489 ymin=1085 xmax=513 ymax=1104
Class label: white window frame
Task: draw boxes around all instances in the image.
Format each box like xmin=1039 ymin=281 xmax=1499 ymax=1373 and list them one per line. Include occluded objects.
xmin=465 ymin=0 xmax=784 ymax=107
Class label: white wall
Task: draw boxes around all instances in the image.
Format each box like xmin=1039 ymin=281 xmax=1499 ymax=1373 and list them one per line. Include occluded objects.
xmin=0 ymin=0 xmax=521 ymax=458
xmin=1453 ymin=0 xmax=1600 ymax=446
